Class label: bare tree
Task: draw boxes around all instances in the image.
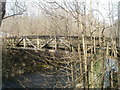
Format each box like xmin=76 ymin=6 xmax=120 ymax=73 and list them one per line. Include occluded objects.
xmin=2 ymin=0 xmax=119 ymax=89
xmin=0 ymin=0 xmax=6 ymax=26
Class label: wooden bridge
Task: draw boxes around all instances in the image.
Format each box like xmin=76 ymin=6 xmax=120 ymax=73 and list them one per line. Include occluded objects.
xmin=4 ymin=35 xmax=120 ymax=55
xmin=5 ymin=35 xmax=76 ymax=52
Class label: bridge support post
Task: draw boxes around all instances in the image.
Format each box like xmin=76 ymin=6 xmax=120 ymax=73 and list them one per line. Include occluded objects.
xmin=55 ymin=36 xmax=59 ymax=52
xmin=23 ymin=38 xmax=26 ymax=48
xmin=37 ymin=38 xmax=39 ymax=49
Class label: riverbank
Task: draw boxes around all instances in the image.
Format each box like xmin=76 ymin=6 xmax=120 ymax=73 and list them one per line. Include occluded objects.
xmin=2 ymin=48 xmax=55 ymax=79
xmin=2 ymin=47 xmax=120 ymax=88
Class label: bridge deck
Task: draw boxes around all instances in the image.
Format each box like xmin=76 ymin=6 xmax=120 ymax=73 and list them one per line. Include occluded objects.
xmin=4 ymin=35 xmax=120 ymax=55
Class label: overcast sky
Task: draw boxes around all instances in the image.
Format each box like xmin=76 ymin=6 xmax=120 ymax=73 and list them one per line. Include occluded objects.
xmin=6 ymin=0 xmax=119 ymax=24
xmin=6 ymin=0 xmax=119 ymax=3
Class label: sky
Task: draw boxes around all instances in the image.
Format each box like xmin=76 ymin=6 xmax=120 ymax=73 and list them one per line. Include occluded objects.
xmin=6 ymin=0 xmax=120 ymax=3
xmin=6 ymin=0 xmax=120 ymax=24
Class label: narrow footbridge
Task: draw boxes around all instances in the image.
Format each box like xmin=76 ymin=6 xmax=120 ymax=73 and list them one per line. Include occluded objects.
xmin=4 ymin=35 xmax=120 ymax=54
xmin=5 ymin=35 xmax=78 ymax=52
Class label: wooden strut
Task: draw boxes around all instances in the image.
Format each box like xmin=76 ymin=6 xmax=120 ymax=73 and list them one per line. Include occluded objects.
xmin=25 ymin=38 xmax=37 ymax=48
xmin=23 ymin=38 xmax=26 ymax=48
xmin=15 ymin=37 xmax=37 ymax=48
xmin=37 ymin=38 xmax=40 ymax=49
xmin=41 ymin=38 xmax=54 ymax=48
xmin=59 ymin=39 xmax=70 ymax=48
xmin=6 ymin=36 xmax=120 ymax=53
xmin=15 ymin=38 xmax=23 ymax=46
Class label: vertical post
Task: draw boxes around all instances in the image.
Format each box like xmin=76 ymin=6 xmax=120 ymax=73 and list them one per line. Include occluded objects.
xmin=55 ymin=36 xmax=59 ymax=52
xmin=23 ymin=38 xmax=26 ymax=48
xmin=10 ymin=38 xmax=12 ymax=46
xmin=13 ymin=38 xmax=15 ymax=47
xmin=37 ymin=38 xmax=39 ymax=49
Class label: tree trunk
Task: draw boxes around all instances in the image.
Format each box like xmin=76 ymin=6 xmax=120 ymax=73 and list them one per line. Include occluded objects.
xmin=0 ymin=0 xmax=6 ymax=26
xmin=0 ymin=1 xmax=6 ymax=89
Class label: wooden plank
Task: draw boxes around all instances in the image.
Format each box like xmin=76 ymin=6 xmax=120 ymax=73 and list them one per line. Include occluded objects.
xmin=23 ymin=38 xmax=26 ymax=48
xmin=41 ymin=38 xmax=54 ymax=48
xmin=6 ymin=47 xmax=57 ymax=53
xmin=37 ymin=38 xmax=40 ymax=49
xmin=15 ymin=38 xmax=23 ymax=46
xmin=6 ymin=35 xmax=105 ymax=40
xmin=55 ymin=37 xmax=59 ymax=51
xmin=7 ymin=47 xmax=37 ymax=50
xmin=25 ymin=38 xmax=37 ymax=48
xmin=59 ymin=39 xmax=71 ymax=49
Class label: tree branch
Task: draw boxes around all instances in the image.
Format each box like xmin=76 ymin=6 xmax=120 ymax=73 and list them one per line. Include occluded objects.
xmin=3 ymin=13 xmax=23 ymax=19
